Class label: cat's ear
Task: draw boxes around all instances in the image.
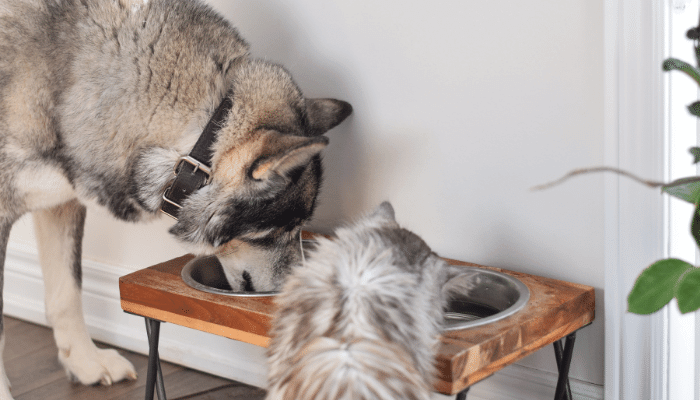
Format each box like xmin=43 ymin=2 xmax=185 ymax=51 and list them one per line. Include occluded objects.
xmin=372 ymin=201 xmax=396 ymax=222
xmin=304 ymin=98 xmax=353 ymax=136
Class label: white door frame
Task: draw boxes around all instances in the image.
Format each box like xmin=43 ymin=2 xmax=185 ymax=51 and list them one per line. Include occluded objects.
xmin=605 ymin=1 xmax=698 ymax=399
xmin=604 ymin=0 xmax=667 ymax=399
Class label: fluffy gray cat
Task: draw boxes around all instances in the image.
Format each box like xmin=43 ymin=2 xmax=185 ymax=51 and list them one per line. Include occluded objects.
xmin=266 ymin=202 xmax=477 ymax=400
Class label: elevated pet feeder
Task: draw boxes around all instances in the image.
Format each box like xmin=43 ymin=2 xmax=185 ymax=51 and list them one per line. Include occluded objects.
xmin=120 ymin=234 xmax=594 ymax=400
xmin=181 ymin=254 xmax=530 ymax=330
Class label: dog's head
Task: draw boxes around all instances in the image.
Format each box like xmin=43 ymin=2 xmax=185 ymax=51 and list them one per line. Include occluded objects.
xmin=169 ymin=59 xmax=351 ymax=291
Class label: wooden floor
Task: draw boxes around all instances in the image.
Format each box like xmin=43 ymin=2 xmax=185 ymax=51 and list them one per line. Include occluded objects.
xmin=2 ymin=316 xmax=267 ymax=400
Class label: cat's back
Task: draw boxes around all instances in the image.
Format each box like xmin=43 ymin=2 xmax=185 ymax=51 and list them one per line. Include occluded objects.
xmin=267 ymin=204 xmax=445 ymax=399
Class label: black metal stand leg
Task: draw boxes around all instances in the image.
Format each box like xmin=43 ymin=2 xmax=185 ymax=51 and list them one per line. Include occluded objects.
xmin=455 ymin=386 xmax=470 ymax=400
xmin=553 ymin=331 xmax=576 ymax=400
xmin=145 ymin=318 xmax=167 ymax=400
xmin=553 ymin=340 xmax=573 ymax=399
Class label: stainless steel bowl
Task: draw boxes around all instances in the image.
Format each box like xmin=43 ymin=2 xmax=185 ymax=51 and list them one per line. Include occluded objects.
xmin=180 ymin=239 xmax=320 ymax=297
xmin=181 ymin=254 xmax=279 ymax=297
xmin=443 ymin=267 xmax=530 ymax=331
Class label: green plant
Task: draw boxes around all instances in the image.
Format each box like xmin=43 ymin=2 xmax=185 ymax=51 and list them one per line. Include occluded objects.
xmin=627 ymin=24 xmax=700 ymax=315
xmin=535 ymin=23 xmax=700 ymax=315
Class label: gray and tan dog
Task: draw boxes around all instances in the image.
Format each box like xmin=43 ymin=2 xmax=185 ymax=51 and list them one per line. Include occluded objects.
xmin=0 ymin=0 xmax=351 ymax=397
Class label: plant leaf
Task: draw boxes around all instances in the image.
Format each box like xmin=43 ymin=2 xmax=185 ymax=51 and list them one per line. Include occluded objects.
xmin=690 ymin=147 xmax=700 ymax=164
xmin=677 ymin=268 xmax=700 ymax=313
xmin=663 ymin=58 xmax=700 ymax=87
xmin=662 ymin=177 xmax=700 ymax=203
xmin=692 ymin=203 xmax=700 ymax=250
xmin=689 ymin=102 xmax=700 ymax=118
xmin=628 ymin=258 xmax=693 ymax=314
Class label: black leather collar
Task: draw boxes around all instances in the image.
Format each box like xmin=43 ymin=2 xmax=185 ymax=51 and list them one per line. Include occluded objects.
xmin=161 ymin=94 xmax=233 ymax=219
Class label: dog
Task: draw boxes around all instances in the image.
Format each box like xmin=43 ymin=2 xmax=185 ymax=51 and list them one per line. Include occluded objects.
xmin=0 ymin=0 xmax=352 ymax=397
xmin=266 ymin=202 xmax=477 ymax=400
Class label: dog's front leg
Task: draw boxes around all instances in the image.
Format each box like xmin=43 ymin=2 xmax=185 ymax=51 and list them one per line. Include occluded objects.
xmin=33 ymin=200 xmax=136 ymax=385
xmin=0 ymin=218 xmax=16 ymax=399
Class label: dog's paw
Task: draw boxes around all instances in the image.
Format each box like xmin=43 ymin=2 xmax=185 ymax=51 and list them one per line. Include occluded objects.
xmin=0 ymin=380 xmax=12 ymax=400
xmin=0 ymin=389 xmax=12 ymax=400
xmin=0 ymin=354 xmax=12 ymax=400
xmin=60 ymin=347 xmax=137 ymax=386
xmin=2 ymin=365 xmax=10 ymax=389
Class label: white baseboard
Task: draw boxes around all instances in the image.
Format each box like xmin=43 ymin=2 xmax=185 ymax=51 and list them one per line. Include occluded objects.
xmin=2 ymin=245 xmax=603 ymax=399
xmin=463 ymin=364 xmax=603 ymax=400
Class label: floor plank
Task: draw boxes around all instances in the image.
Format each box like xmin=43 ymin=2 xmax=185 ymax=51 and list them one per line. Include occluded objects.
xmin=15 ymin=346 xmax=182 ymax=400
xmin=112 ymin=368 xmax=234 ymax=400
xmin=9 ymin=343 xmax=69 ymax=398
xmin=179 ymin=384 xmax=267 ymax=400
xmin=4 ymin=318 xmax=55 ymax=362
xmin=2 ymin=316 xmax=266 ymax=400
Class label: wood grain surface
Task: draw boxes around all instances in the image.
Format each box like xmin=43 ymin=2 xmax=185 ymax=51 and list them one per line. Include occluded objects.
xmin=120 ymin=252 xmax=595 ymax=395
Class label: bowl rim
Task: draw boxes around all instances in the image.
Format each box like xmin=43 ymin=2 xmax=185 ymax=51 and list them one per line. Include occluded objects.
xmin=442 ymin=266 xmax=530 ymax=331
xmin=181 ymin=256 xmax=530 ymax=326
xmin=181 ymin=255 xmax=279 ymax=297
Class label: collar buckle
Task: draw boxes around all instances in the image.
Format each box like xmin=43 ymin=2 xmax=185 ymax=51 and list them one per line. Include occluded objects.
xmin=175 ymin=156 xmax=212 ymax=184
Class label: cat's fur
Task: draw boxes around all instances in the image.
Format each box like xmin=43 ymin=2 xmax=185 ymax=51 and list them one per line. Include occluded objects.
xmin=266 ymin=202 xmax=477 ymax=400
xmin=0 ymin=0 xmax=351 ymax=397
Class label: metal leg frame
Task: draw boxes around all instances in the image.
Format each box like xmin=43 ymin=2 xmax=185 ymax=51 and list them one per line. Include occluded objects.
xmin=142 ymin=317 xmax=577 ymax=400
xmin=455 ymin=387 xmax=470 ymax=400
xmin=145 ymin=318 xmax=167 ymax=400
xmin=553 ymin=331 xmax=576 ymax=400
xmin=454 ymin=331 xmax=578 ymax=400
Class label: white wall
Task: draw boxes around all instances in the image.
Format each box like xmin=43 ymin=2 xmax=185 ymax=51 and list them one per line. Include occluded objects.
xmin=7 ymin=0 xmax=606 ymax=394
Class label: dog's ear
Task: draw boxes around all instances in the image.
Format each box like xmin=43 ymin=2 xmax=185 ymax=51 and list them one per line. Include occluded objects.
xmin=250 ymin=134 xmax=328 ymax=181
xmin=305 ymin=98 xmax=353 ymax=136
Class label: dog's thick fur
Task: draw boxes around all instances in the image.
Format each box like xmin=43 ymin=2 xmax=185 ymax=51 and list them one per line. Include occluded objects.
xmin=0 ymin=0 xmax=351 ymax=397
xmin=266 ymin=202 xmax=477 ymax=400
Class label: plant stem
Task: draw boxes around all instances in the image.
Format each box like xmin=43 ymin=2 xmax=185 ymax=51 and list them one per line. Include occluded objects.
xmin=532 ymin=166 xmax=666 ymax=191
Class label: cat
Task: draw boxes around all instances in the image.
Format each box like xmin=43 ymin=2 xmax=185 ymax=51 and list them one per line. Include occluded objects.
xmin=266 ymin=202 xmax=477 ymax=400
